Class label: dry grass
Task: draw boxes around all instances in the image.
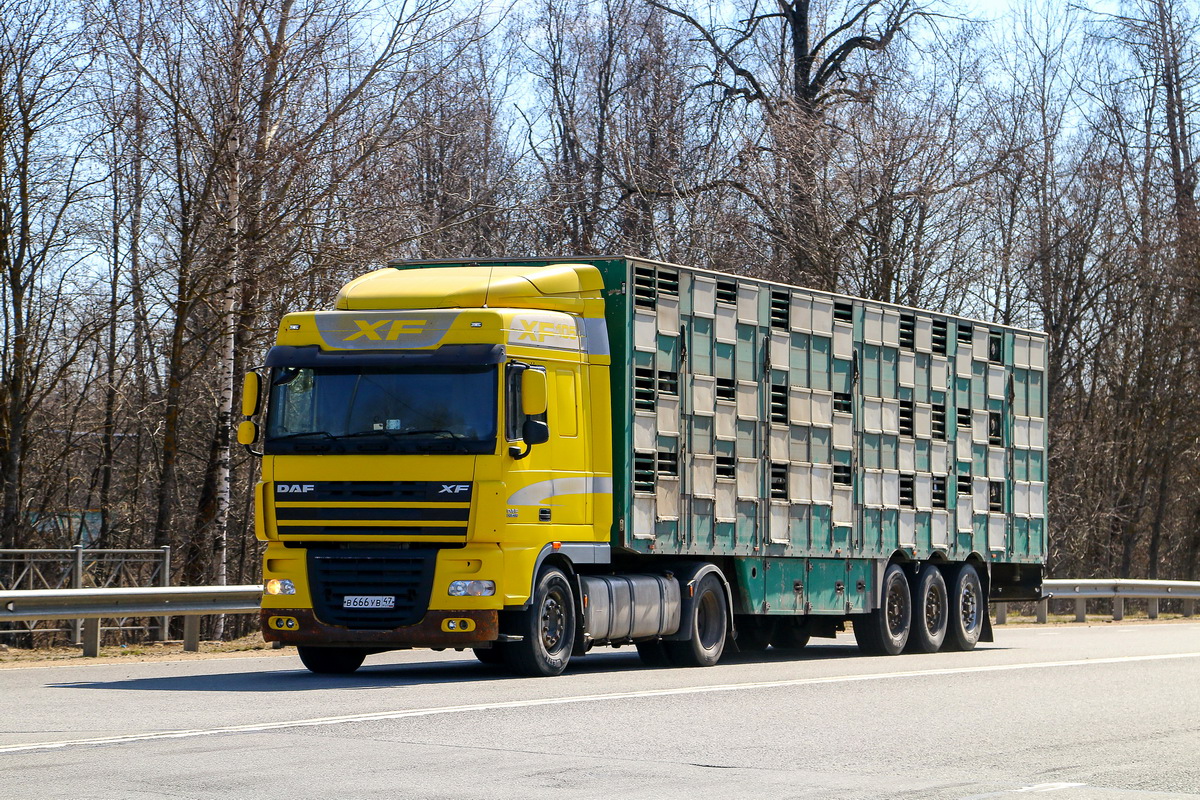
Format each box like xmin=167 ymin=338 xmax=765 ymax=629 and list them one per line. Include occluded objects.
xmin=0 ymin=632 xmax=292 ymax=668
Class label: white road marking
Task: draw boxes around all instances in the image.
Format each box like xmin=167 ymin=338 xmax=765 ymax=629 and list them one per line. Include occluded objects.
xmin=2 ymin=651 xmax=1199 ymax=755
xmin=1012 ymin=784 xmax=1087 ymax=793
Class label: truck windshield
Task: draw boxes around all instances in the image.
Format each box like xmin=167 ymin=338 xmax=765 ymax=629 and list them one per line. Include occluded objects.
xmin=264 ymin=365 xmax=497 ymax=454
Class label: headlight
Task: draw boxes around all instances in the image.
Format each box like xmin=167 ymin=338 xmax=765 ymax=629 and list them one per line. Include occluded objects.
xmin=448 ymin=580 xmax=495 ymax=597
xmin=265 ymin=578 xmax=296 ymax=595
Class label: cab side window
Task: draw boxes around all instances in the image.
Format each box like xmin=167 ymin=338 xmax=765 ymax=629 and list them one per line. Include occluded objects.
xmin=505 ymin=363 xmax=548 ymax=440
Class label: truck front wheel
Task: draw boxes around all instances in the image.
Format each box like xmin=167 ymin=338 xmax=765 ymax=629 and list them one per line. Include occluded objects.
xmin=297 ymin=646 xmax=367 ymax=675
xmin=504 ymin=566 xmax=576 ymax=677
xmin=665 ymin=572 xmax=727 ymax=667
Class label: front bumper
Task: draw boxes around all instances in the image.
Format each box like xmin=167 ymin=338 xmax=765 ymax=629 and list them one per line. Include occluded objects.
xmin=261 ymin=608 xmax=498 ymax=648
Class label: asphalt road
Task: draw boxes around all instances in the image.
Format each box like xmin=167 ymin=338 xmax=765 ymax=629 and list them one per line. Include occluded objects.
xmin=2 ymin=622 xmax=1199 ymax=800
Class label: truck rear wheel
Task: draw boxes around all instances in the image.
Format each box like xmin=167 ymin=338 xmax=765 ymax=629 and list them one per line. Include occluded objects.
xmin=945 ymin=563 xmax=984 ymax=651
xmin=906 ymin=565 xmax=949 ymax=653
xmin=297 ymin=646 xmax=367 ymax=675
xmin=664 ymin=572 xmax=727 ymax=667
xmin=854 ymin=563 xmax=911 ymax=656
xmin=504 ymin=566 xmax=576 ymax=677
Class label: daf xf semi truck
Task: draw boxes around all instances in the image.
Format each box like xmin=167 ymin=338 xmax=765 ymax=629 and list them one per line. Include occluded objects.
xmin=239 ymin=257 xmax=1047 ymax=676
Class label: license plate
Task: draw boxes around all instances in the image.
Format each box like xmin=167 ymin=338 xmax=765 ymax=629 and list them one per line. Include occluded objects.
xmin=342 ymin=595 xmax=395 ymax=609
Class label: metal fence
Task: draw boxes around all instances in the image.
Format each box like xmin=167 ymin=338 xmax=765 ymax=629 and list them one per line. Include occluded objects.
xmin=2 ymin=570 xmax=1197 ymax=658
xmin=0 ymin=585 xmax=262 ymax=655
xmin=0 ymin=546 xmax=172 ymax=642
xmin=995 ymin=579 xmax=1200 ymax=624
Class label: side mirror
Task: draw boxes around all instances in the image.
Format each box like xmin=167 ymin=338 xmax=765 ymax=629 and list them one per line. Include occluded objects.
xmin=522 ymin=418 xmax=549 ymax=446
xmin=521 ymin=369 xmax=548 ymax=416
xmin=241 ymin=372 xmax=261 ymax=417
xmin=237 ymin=420 xmax=259 ymax=446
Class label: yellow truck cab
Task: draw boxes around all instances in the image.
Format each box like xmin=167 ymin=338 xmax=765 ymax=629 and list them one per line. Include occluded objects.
xmin=244 ymin=257 xmax=1046 ymax=676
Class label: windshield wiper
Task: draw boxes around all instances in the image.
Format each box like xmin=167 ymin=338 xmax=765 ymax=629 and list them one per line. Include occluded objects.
xmin=339 ymin=428 xmax=471 ymax=453
xmin=270 ymin=431 xmax=336 ymax=441
xmin=340 ymin=428 xmax=462 ymax=439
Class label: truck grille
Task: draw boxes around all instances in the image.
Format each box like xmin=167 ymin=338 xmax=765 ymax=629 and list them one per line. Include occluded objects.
xmin=306 ymin=547 xmax=437 ymax=629
xmin=273 ymin=481 xmax=472 ymax=539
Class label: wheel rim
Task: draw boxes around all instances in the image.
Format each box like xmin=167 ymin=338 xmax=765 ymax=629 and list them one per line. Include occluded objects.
xmin=696 ymin=589 xmax=722 ymax=649
xmin=959 ymin=580 xmax=978 ymax=632
xmin=540 ymin=587 xmax=567 ymax=653
xmin=885 ymin=577 xmax=908 ymax=638
xmin=926 ymin=580 xmax=945 ymax=632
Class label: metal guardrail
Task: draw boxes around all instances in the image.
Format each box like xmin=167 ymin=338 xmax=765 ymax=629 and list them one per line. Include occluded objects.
xmin=1 ymin=546 xmax=172 ymax=642
xmin=995 ymin=579 xmax=1199 ymax=624
xmin=0 ymin=585 xmax=262 ymax=656
xmin=1 ymin=578 xmax=1195 ymax=658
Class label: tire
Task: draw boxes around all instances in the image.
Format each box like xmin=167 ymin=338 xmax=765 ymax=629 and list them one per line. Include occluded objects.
xmin=297 ymin=646 xmax=367 ymax=675
xmin=906 ymin=565 xmax=948 ymax=654
xmin=635 ymin=639 xmax=675 ymax=667
xmin=734 ymin=615 xmax=775 ymax=652
xmin=854 ymin=563 xmax=911 ymax=656
xmin=472 ymin=646 xmax=506 ymax=666
xmin=771 ymin=619 xmax=811 ymax=651
xmin=503 ymin=566 xmax=576 ymax=676
xmin=664 ymin=572 xmax=728 ymax=667
xmin=945 ymin=563 xmax=985 ymax=651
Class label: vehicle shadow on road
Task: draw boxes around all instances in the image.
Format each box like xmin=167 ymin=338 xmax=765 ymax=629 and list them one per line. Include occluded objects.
xmin=44 ymin=643 xmax=872 ymax=693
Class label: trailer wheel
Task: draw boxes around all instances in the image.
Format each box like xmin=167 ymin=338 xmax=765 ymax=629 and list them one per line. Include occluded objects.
xmin=472 ymin=646 xmax=506 ymax=666
xmin=854 ymin=563 xmax=911 ymax=656
xmin=635 ymin=639 xmax=674 ymax=667
xmin=297 ymin=646 xmax=367 ymax=675
xmin=906 ymin=565 xmax=948 ymax=653
xmin=945 ymin=563 xmax=984 ymax=651
xmin=665 ymin=572 xmax=727 ymax=667
xmin=504 ymin=566 xmax=576 ymax=676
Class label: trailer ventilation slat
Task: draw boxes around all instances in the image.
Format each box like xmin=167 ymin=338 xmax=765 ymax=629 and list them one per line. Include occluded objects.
xmin=657 ymin=370 xmax=679 ymax=396
xmin=899 ymin=400 xmax=915 ymax=437
xmin=957 ymin=323 xmax=973 ymax=345
xmin=833 ymin=392 xmax=852 ymax=414
xmin=716 ymin=455 xmax=736 ymax=479
xmin=770 ymin=384 xmax=788 ymax=424
xmin=633 ymin=452 xmax=656 ymax=492
xmin=770 ymin=462 xmax=788 ymax=499
xmin=834 ymin=301 xmax=853 ymax=323
xmin=634 ymin=266 xmax=657 ymax=309
xmin=989 ymin=480 xmax=1004 ymax=512
xmin=931 ymin=476 xmax=948 ymax=509
xmin=957 ymin=407 xmax=971 ymax=429
xmin=931 ymin=319 xmax=948 ymax=355
xmin=634 ymin=367 xmax=656 ymax=411
xmin=715 ymin=280 xmax=737 ymax=305
xmin=988 ymin=410 xmax=1003 ymax=445
xmin=833 ymin=464 xmax=852 ymax=486
xmin=715 ymin=378 xmax=735 ymax=402
xmin=657 ymin=451 xmax=679 ymax=476
xmin=770 ymin=291 xmax=790 ymax=330
xmin=899 ymin=314 xmax=916 ymax=350
xmin=931 ymin=403 xmax=947 ymax=440
xmin=989 ymin=330 xmax=1004 ymax=363
xmin=899 ymin=474 xmax=915 ymax=507
xmin=657 ymin=270 xmax=679 ymax=297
